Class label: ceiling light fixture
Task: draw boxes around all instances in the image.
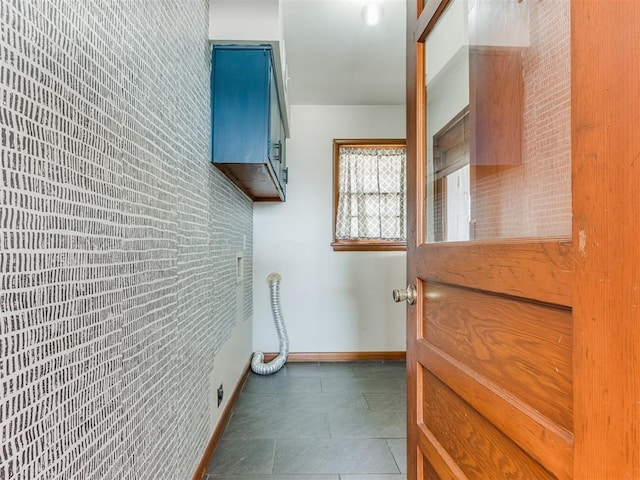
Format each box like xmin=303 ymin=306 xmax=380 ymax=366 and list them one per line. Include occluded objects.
xmin=362 ymin=1 xmax=383 ymax=27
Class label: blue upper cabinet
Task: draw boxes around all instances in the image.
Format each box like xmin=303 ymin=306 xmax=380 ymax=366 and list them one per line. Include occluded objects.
xmin=211 ymin=45 xmax=287 ymax=201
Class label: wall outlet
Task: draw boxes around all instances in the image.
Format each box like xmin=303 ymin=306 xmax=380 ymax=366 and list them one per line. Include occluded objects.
xmin=217 ymin=384 xmax=224 ymax=407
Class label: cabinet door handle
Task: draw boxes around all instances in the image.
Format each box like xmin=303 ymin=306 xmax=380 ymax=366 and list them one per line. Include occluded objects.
xmin=282 ymin=167 xmax=288 ymax=184
xmin=273 ymin=141 xmax=281 ymax=162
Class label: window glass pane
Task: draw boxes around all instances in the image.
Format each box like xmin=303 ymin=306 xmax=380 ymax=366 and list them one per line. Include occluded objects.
xmin=424 ymin=0 xmax=571 ymax=242
xmin=334 ymin=142 xmax=406 ymax=244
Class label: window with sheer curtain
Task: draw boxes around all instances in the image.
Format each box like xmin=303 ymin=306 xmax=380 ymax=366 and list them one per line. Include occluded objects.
xmin=332 ymin=139 xmax=407 ymax=251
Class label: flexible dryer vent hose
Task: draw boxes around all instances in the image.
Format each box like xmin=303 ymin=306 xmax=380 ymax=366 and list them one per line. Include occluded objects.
xmin=251 ymin=273 xmax=289 ymax=375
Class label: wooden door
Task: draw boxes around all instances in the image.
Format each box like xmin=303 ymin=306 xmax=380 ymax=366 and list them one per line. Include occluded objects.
xmin=405 ymin=1 xmax=640 ymax=479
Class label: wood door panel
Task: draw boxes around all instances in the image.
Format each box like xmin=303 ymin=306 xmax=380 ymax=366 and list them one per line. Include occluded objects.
xmin=415 ymin=241 xmax=573 ymax=307
xmin=422 ymin=283 xmax=573 ymax=430
xmin=416 ymin=342 xmax=573 ymax=480
xmin=421 ymin=368 xmax=556 ymax=480
xmin=422 ymin=460 xmax=441 ymax=480
xmin=417 ymin=422 xmax=469 ymax=480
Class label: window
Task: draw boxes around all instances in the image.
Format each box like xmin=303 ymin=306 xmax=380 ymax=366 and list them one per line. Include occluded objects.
xmin=332 ymin=139 xmax=407 ymax=251
xmin=431 ymin=109 xmax=471 ymax=242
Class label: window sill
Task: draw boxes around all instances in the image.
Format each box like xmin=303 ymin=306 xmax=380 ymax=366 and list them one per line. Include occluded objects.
xmin=331 ymin=240 xmax=407 ymax=252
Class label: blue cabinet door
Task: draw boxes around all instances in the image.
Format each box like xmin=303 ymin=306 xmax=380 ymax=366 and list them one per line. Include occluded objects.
xmin=211 ymin=47 xmax=270 ymax=164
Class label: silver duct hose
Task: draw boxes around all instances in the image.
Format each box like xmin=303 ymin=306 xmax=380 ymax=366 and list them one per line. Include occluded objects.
xmin=251 ymin=272 xmax=289 ymax=375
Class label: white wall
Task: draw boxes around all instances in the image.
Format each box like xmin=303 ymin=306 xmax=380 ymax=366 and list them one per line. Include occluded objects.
xmin=209 ymin=0 xmax=280 ymax=43
xmin=208 ymin=282 xmax=252 ymax=431
xmin=253 ymin=105 xmax=407 ymax=353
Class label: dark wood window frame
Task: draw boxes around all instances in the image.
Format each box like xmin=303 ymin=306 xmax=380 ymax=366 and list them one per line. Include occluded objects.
xmin=332 ymin=138 xmax=407 ymax=252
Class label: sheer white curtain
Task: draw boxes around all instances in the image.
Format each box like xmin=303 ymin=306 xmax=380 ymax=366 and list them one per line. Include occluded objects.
xmin=335 ymin=146 xmax=406 ymax=241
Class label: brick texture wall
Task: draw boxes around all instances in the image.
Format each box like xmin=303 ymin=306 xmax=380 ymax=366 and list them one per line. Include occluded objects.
xmin=471 ymin=0 xmax=571 ymax=240
xmin=0 ymin=1 xmax=253 ymax=478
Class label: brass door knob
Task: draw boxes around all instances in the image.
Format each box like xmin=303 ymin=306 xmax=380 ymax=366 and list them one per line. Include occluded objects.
xmin=392 ymin=284 xmax=417 ymax=305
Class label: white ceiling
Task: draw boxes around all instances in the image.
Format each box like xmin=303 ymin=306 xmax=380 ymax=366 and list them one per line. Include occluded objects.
xmin=281 ymin=0 xmax=407 ymax=105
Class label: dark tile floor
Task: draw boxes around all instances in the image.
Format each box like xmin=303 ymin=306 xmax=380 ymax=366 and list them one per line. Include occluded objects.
xmin=204 ymin=360 xmax=407 ymax=480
